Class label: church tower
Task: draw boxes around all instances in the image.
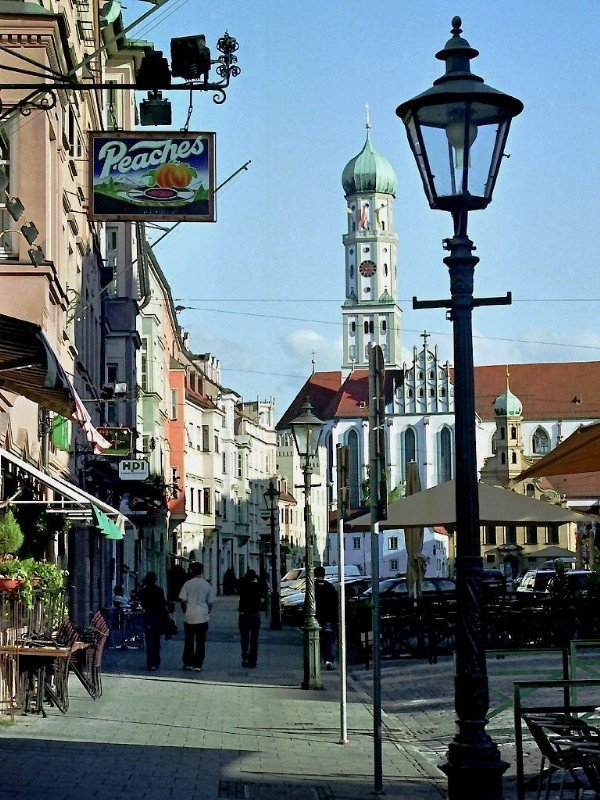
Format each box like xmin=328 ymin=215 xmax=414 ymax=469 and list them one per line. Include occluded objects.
xmin=341 ymin=116 xmax=402 ymax=374
xmin=480 ymin=370 xmax=530 ymax=486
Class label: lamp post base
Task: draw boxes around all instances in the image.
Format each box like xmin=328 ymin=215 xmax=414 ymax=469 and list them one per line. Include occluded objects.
xmin=301 ymin=617 xmax=323 ymax=690
xmin=442 ymin=740 xmax=509 ymax=800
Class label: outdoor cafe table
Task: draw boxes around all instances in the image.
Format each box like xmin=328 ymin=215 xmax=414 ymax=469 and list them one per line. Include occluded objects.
xmin=0 ymin=640 xmax=88 ymax=715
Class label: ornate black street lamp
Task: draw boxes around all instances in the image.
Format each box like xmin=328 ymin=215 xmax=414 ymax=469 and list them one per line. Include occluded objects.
xmin=396 ymin=17 xmax=523 ymax=800
xmin=290 ymin=399 xmax=324 ymax=690
xmin=263 ymin=479 xmax=282 ymax=630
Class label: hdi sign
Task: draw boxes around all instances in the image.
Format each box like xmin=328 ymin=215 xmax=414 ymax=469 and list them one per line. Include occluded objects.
xmin=119 ymin=460 xmax=149 ymax=480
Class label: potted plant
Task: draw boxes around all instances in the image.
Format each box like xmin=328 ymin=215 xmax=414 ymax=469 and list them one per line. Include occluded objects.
xmin=0 ymin=510 xmax=25 ymax=591
xmin=0 ymin=509 xmax=24 ymax=557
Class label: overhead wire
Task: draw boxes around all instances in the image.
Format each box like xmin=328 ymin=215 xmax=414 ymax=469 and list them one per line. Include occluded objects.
xmin=168 ymin=304 xmax=600 ymax=353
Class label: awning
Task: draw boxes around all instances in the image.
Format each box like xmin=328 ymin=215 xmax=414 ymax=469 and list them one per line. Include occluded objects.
xmin=0 ymin=447 xmax=130 ymax=531
xmin=518 ymin=422 xmax=600 ymax=479
xmin=347 ymin=479 xmax=595 ymax=531
xmin=92 ymin=505 xmax=124 ymax=540
xmin=0 ymin=314 xmax=109 ymax=453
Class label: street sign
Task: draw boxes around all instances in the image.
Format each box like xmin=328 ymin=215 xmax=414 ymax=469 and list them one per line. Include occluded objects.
xmin=118 ymin=460 xmax=149 ymax=480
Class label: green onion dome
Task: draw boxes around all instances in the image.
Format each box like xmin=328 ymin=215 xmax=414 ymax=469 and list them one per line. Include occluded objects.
xmin=342 ymin=131 xmax=397 ymax=197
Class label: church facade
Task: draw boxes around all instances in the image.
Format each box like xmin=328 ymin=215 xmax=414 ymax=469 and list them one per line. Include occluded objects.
xmin=277 ymin=125 xmax=600 ymax=579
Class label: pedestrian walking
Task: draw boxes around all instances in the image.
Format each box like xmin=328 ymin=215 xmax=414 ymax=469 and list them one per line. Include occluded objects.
xmin=237 ymin=568 xmax=265 ymax=668
xmin=314 ymin=565 xmax=338 ymax=670
xmin=139 ymin=571 xmax=167 ymax=671
xmin=178 ymin=562 xmax=214 ymax=671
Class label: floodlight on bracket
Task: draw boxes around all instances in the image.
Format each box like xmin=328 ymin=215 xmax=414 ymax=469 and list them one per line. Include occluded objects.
xmin=0 ymin=31 xmax=240 ymax=122
xmin=6 ymin=197 xmax=24 ymax=222
xmin=20 ymin=221 xmax=39 ymax=245
xmin=27 ymin=245 xmax=45 ymax=267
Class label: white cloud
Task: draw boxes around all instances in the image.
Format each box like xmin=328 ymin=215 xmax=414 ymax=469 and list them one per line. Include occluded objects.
xmin=282 ymin=328 xmax=342 ymax=371
xmin=473 ymin=326 xmax=600 ymax=366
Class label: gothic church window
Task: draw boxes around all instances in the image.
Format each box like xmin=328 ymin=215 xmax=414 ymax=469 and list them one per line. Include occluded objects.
xmin=532 ymin=427 xmax=550 ymax=454
xmin=500 ymin=427 xmax=505 ymax=440
xmin=511 ymin=426 xmax=517 ymax=440
xmin=501 ymin=453 xmax=506 ymax=464
xmin=381 ymin=320 xmax=386 ymax=332
xmin=349 ymin=265 xmax=354 ymax=278
xmin=384 ymin=264 xmax=388 ymax=276
xmin=347 ymin=429 xmax=360 ymax=508
xmin=439 ymin=427 xmax=452 ymax=483
xmin=403 ymin=428 xmax=416 ymax=477
xmin=511 ymin=452 xmax=517 ymax=464
xmin=350 ymin=321 xmax=356 ymax=333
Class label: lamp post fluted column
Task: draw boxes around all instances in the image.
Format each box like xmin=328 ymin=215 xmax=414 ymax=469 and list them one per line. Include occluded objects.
xmin=264 ymin=479 xmax=282 ymax=630
xmin=301 ymin=456 xmax=322 ymax=690
xmin=442 ymin=233 xmax=508 ymax=797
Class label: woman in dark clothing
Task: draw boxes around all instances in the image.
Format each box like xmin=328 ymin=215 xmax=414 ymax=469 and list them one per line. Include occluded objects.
xmin=139 ymin=571 xmax=167 ymax=671
xmin=238 ymin=569 xmax=264 ymax=668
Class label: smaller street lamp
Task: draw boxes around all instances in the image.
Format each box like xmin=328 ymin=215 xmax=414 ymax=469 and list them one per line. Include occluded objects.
xmin=290 ymin=398 xmax=324 ymax=690
xmin=262 ymin=479 xmax=282 ymax=630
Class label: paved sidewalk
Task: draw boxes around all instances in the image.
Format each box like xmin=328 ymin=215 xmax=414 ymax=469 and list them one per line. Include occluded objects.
xmin=0 ymin=596 xmax=448 ymax=800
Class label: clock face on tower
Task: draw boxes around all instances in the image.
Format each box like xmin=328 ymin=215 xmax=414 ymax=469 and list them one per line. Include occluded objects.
xmin=359 ymin=259 xmax=377 ymax=277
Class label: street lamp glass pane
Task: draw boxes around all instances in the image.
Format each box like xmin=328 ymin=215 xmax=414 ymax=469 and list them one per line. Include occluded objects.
xmin=414 ymin=98 xmax=514 ymax=208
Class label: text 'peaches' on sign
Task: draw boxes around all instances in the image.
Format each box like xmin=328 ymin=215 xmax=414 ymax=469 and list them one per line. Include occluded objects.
xmin=89 ymin=131 xmax=216 ymax=222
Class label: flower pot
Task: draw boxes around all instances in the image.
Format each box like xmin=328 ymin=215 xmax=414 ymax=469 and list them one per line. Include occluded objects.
xmin=0 ymin=577 xmax=22 ymax=591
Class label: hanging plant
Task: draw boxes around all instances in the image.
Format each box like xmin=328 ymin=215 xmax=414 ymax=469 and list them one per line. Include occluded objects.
xmin=0 ymin=509 xmax=24 ymax=557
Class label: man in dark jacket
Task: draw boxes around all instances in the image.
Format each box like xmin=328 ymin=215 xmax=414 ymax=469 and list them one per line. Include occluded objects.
xmin=314 ymin=565 xmax=338 ymax=670
xmin=238 ymin=569 xmax=265 ymax=668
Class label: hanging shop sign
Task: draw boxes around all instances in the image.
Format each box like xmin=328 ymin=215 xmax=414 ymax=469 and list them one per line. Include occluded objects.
xmin=88 ymin=131 xmax=215 ymax=222
xmin=96 ymin=427 xmax=133 ymax=457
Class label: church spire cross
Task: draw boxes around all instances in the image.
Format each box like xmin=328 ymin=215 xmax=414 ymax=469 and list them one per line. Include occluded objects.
xmin=365 ymin=102 xmax=371 ymax=130
xmin=506 ymin=364 xmax=511 ymax=390
xmin=420 ymin=330 xmax=430 ymax=351
xmin=310 ymin=351 xmax=316 ymax=375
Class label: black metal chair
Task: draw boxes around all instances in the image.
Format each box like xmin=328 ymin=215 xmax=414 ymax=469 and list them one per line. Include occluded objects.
xmin=523 ymin=713 xmax=600 ymax=799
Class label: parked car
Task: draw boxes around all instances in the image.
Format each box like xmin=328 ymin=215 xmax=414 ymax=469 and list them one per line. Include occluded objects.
xmin=280 ymin=568 xmax=303 ymax=592
xmin=357 ymin=576 xmax=456 ymax=601
xmin=515 ymin=569 xmax=556 ymax=594
xmin=280 ymin=575 xmax=370 ymax=626
xmin=546 ymin=569 xmax=596 ymax=596
xmin=281 ymin=564 xmax=361 ymax=593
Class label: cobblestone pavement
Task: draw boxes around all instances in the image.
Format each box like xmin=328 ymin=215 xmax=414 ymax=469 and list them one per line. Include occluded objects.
xmin=0 ymin=597 xmax=445 ymax=800
xmin=1 ymin=597 xmax=593 ymax=800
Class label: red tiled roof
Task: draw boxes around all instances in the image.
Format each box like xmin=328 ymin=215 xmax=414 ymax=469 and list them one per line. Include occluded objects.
xmin=276 ymin=372 xmax=342 ymax=430
xmin=544 ymin=472 xmax=600 ymax=500
xmin=277 ymin=368 xmax=404 ymax=428
xmin=279 ymin=361 xmax=600 ymax=429
xmin=472 ymin=362 xmax=600 ymax=421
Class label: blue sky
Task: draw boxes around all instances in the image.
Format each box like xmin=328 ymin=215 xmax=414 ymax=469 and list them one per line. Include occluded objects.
xmin=125 ymin=0 xmax=600 ymax=420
